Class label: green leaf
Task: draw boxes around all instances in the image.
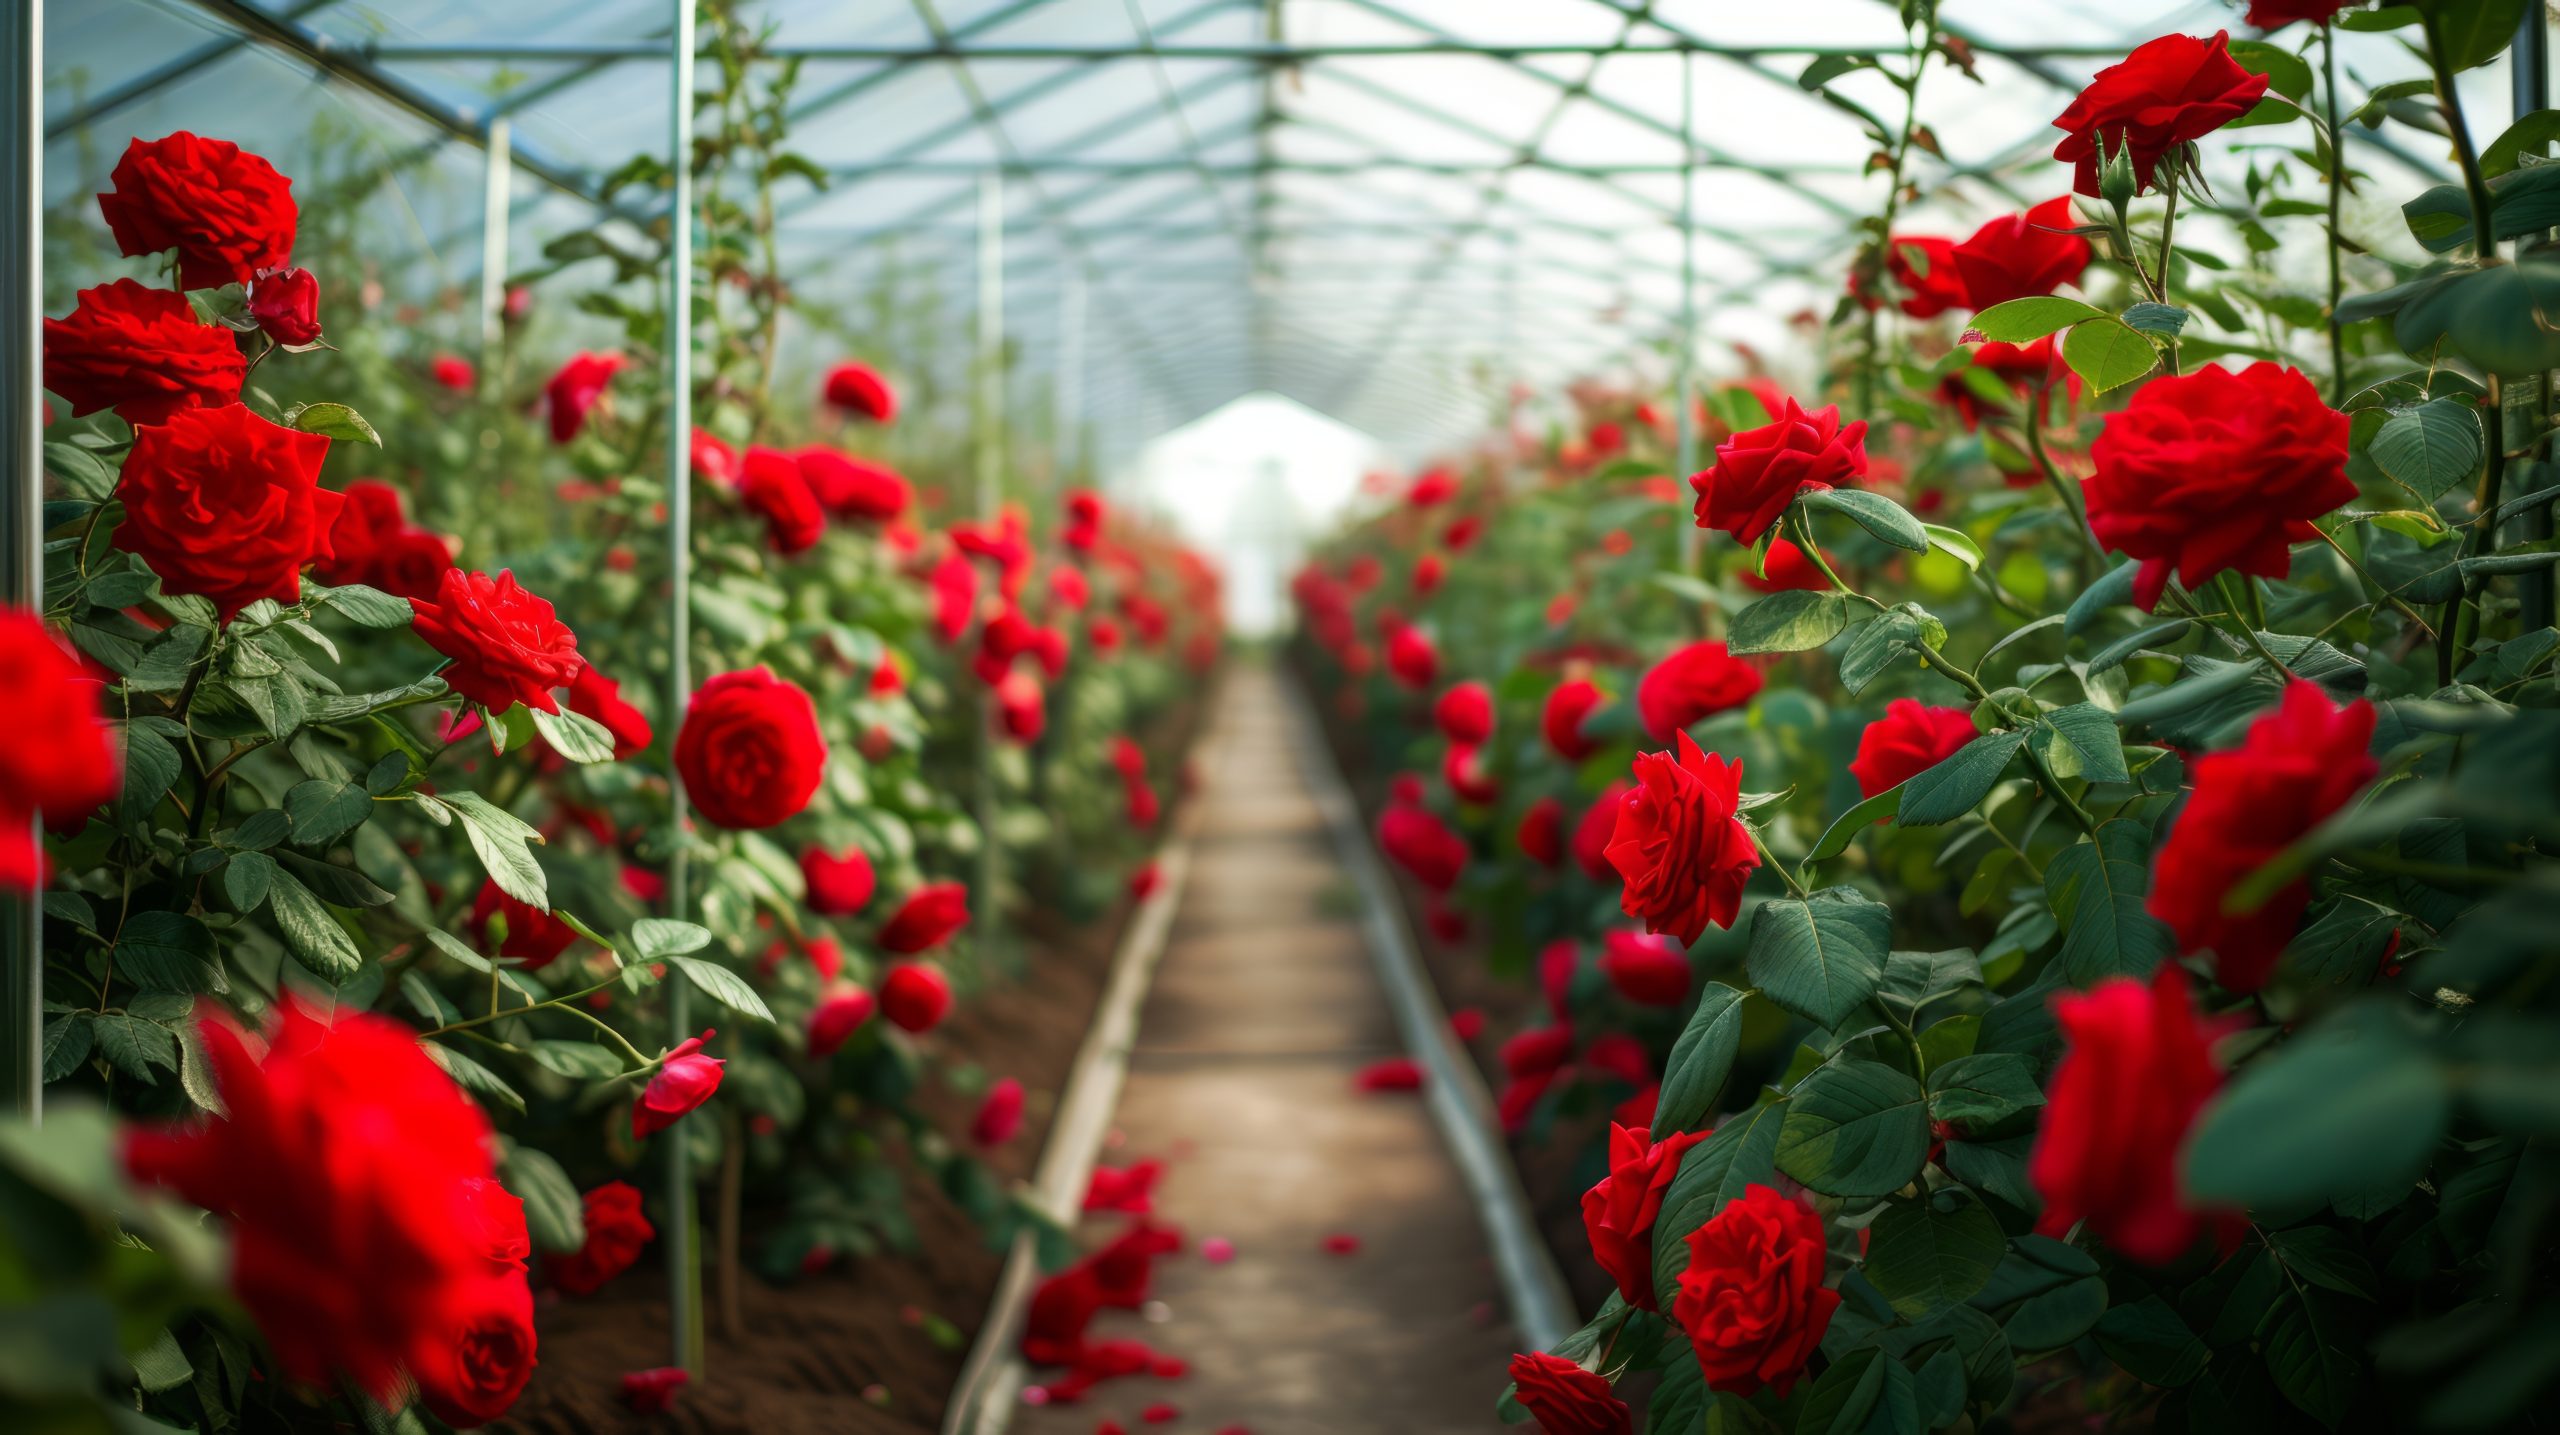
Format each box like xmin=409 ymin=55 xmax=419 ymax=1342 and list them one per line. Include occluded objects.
xmin=311 ymin=583 xmax=414 ymax=629
xmin=113 ymin=911 xmax=227 ymax=994
xmin=2261 ymin=1280 xmax=2365 ymax=1427
xmin=1838 ymin=603 xmax=1947 ymax=696
xmin=2094 ymin=1296 xmax=2210 ymax=1387
xmin=530 ymin=705 xmax=620 ymax=764
xmin=666 ymin=954 xmax=775 ymax=1025
xmin=1729 ymin=589 xmax=1852 ymax=655
xmin=1807 ymin=786 xmax=1904 ymax=863
xmin=528 ymin=1040 xmax=625 ymax=1080
xmin=284 ymin=779 xmax=371 ymax=847
xmin=2034 ymin=703 xmax=2131 ymax=785
xmin=2060 ymin=317 xmax=2160 ymax=394
xmin=2416 ymin=0 xmax=2530 ymax=71
xmin=121 ymin=723 xmax=182 ymax=817
xmin=1656 ymin=984 xmax=1750 ymax=1135
xmin=631 ymin=918 xmax=714 ymax=959
xmin=2186 ymin=1014 xmax=2450 ymax=1208
xmin=426 ymin=1042 xmax=524 ymax=1114
xmin=1919 ymin=523 xmax=1983 ymax=571
xmin=1653 ymin=1100 xmax=1788 ymax=1300
xmin=1795 ymin=1346 xmax=1917 ymax=1435
xmin=2045 ymin=821 xmax=2174 ymax=985
xmin=500 ymin=1144 xmax=588 ymax=1255
xmin=2368 ymin=398 xmax=2483 ymax=501
xmin=2085 ymin=616 xmax=2192 ymax=675
xmin=1926 ymin=1053 xmax=2046 ymax=1128
xmin=265 ymin=869 xmax=363 ymax=982
xmin=94 ymin=1013 xmax=178 ymax=1081
xmin=1866 ymin=1191 xmax=2007 ymax=1319
xmin=282 ymin=401 xmax=381 ymax=448
xmin=1802 ymin=487 xmax=1928 ymax=551
xmin=43 ymin=1011 xmax=93 ymax=1082
xmin=2226 ymin=38 xmax=2313 ymax=100
xmin=436 ymin=791 xmax=549 ymax=908
xmin=2269 ymin=1225 xmax=2381 ymax=1301
xmin=1897 ymin=729 xmax=2029 ymax=826
xmin=1776 ymin=1059 xmax=1930 ymax=1197
xmin=276 ymin=852 xmax=395 ymax=909
xmin=2119 ymin=301 xmax=2191 ymax=338
xmin=1746 ymin=888 xmax=1893 ymax=1031
xmin=2482 ymin=107 xmax=2560 ymax=176
xmin=1969 ymin=296 xmax=2107 ymax=343
xmin=2065 ymin=560 xmax=2141 ymax=639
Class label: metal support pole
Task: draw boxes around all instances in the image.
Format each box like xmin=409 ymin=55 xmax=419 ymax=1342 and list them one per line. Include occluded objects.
xmin=1057 ymin=271 xmax=1087 ymax=485
xmin=2514 ymin=6 xmax=2553 ymax=630
xmin=478 ymin=117 xmax=514 ymax=354
xmin=661 ymin=0 xmax=701 ymax=1376
xmin=974 ymin=172 xmax=1005 ymax=951
xmin=1 ymin=0 xmax=42 ymax=1125
xmin=1673 ymin=50 xmax=1701 ymax=573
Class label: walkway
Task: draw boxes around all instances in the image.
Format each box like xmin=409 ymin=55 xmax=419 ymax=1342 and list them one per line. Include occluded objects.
xmin=1013 ymin=663 xmax=1520 ymax=1434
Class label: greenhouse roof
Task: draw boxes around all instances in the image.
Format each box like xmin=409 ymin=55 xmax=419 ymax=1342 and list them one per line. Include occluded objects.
xmin=44 ymin=0 xmax=2500 ymax=466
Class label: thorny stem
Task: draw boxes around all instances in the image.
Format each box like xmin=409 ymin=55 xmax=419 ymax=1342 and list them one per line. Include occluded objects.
xmin=2155 ymin=178 xmax=2183 ymax=376
xmin=2321 ymin=23 xmax=2350 ymax=406
xmin=1854 ymin=11 xmax=1940 ymax=418
xmin=2024 ymin=386 xmax=2105 ymax=566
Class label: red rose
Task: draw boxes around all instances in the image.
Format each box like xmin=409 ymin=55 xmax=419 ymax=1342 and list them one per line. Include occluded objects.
xmin=98 ymin=132 xmax=297 ymax=290
xmin=1673 ymin=1184 xmax=1839 ymax=1397
xmin=808 ymin=986 xmax=877 ymax=1057
xmin=411 ymin=569 xmax=585 ymax=714
xmin=1378 ymin=801 xmax=1468 ymax=892
xmin=1517 ymin=796 xmax=1565 ymax=867
xmin=248 ymin=265 xmax=321 ymax=345
xmin=1849 ymin=699 xmax=1979 ymax=799
xmin=881 ymin=963 xmax=952 ymax=1033
xmin=2246 ymin=0 xmax=2362 ymax=27
xmin=823 ymin=360 xmax=898 ymax=422
xmin=674 ymin=667 xmax=826 ymax=829
xmin=1412 ymin=553 xmax=1445 ymax=596
xmin=470 ymin=881 xmax=580 ymax=967
xmin=1434 ymin=680 xmax=1494 ymax=745
xmin=315 ymin=480 xmax=453 ymax=601
xmin=1690 ymin=397 xmax=1869 ymax=545
xmin=2150 ymin=681 xmax=2378 ymax=990
xmin=929 ymin=549 xmax=980 ymax=643
xmin=1503 ymin=1024 xmax=1577 ymax=1079
xmin=2030 ymin=964 xmax=2237 ymax=1263
xmin=432 ymin=354 xmax=475 ymax=390
xmin=1386 ymin=624 xmax=1438 ymax=690
xmin=1939 ymin=335 xmax=2073 ymax=431
xmin=116 ymin=403 xmax=339 ymax=620
xmin=2051 ymin=32 xmax=2270 ymax=196
xmin=1064 ymin=487 xmax=1106 ymax=550
xmin=801 ymin=845 xmax=876 ymax=915
xmin=973 ymin=1077 xmax=1025 ymax=1146
xmin=1607 ymin=733 xmax=1759 ymax=945
xmin=995 ymin=669 xmax=1046 ymax=743
xmin=797 ymin=446 xmax=911 ymax=521
xmin=43 ymin=279 xmax=244 ymax=425
xmin=1507 ymin=1351 xmax=1631 ymax=1435
xmin=1444 ymin=514 xmax=1485 ymax=551
xmin=564 ymin=663 xmax=652 ymax=759
xmin=412 ymin=1272 xmax=535 ymax=1429
xmin=0 ymin=610 xmax=120 ymax=889
xmin=1950 ymin=196 xmax=2093 ymax=310
xmin=542 ymin=350 xmax=624 ymax=443
xmin=1581 ymin=1123 xmax=1712 ymax=1310
xmin=690 ymin=427 xmax=740 ymax=488
xmin=2084 ymin=362 xmax=2351 ymax=611
xmin=879 ymin=880 xmax=970 ymax=954
xmin=736 ymin=444 xmax=825 ymax=555
xmin=1637 ymin=641 xmax=1764 ymax=742
xmin=545 ymin=1181 xmax=654 ymax=1296
xmin=633 ymin=1031 xmax=723 ymax=1139
xmin=622 ymin=1369 xmax=689 ymax=1414
xmin=1540 ymin=942 xmax=1580 ymax=1018
xmin=1572 ymin=782 xmax=1629 ymax=882
xmin=1881 ymin=235 xmax=1968 ymax=318
xmin=1600 ymin=930 xmax=1692 ymax=1008
xmin=1544 ymin=678 xmax=1607 ymax=761
xmin=1409 ymin=466 xmax=1458 ymax=506
xmin=123 ymin=999 xmax=505 ymax=1404
xmin=1129 ymin=860 xmax=1163 ymax=900
xmin=1442 ymin=742 xmax=1499 ymax=805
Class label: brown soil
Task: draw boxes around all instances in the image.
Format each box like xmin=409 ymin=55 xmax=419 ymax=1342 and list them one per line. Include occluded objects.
xmin=497 ymin=904 xmax=1122 ymax=1435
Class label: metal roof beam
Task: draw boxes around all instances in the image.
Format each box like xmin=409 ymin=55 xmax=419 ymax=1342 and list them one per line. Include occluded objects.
xmin=347 ymin=40 xmax=2141 ymax=63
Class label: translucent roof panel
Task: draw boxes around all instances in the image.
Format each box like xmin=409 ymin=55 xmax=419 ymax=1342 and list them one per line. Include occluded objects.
xmin=44 ymin=0 xmax=2539 ymax=465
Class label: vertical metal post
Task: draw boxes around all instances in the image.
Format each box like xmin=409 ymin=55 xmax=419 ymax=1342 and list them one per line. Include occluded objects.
xmin=1672 ymin=50 xmax=1701 ymax=571
xmin=1058 ymin=270 xmax=1087 ymax=484
xmin=478 ymin=117 xmax=513 ymax=354
xmin=2514 ymin=6 xmax=2554 ymax=629
xmin=0 ymin=0 xmax=43 ymax=1125
xmin=973 ymin=173 xmax=1005 ymax=950
xmin=661 ymin=0 xmax=700 ymax=1376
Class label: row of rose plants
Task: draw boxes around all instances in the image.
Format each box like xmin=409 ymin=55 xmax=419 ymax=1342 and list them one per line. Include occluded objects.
xmin=1303 ymin=2 xmax=2560 ymax=1432
xmin=10 ymin=15 xmax=1218 ymax=1430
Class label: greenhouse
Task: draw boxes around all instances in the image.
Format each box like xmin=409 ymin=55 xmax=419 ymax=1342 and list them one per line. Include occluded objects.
xmin=10 ymin=0 xmax=2560 ymax=1431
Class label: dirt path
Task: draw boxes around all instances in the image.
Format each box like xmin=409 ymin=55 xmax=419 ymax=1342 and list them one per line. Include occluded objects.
xmin=1011 ymin=663 xmax=1520 ymax=1435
